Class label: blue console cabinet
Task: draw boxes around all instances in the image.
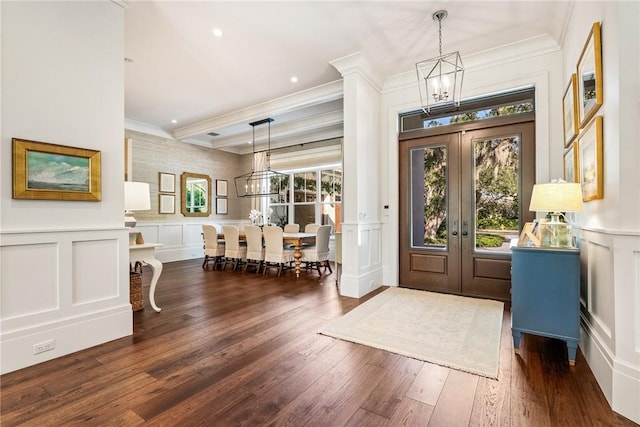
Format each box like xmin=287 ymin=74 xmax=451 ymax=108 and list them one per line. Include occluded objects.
xmin=511 ymin=245 xmax=580 ymax=365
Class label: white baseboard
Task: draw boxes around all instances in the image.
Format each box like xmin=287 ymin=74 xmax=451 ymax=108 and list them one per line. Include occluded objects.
xmin=339 ymin=267 xmax=384 ymax=298
xmin=581 ymin=322 xmax=640 ymax=424
xmin=1 ymin=305 xmax=132 ymax=374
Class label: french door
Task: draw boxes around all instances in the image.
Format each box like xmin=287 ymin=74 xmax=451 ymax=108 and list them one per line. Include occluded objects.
xmin=399 ymin=116 xmax=535 ymax=303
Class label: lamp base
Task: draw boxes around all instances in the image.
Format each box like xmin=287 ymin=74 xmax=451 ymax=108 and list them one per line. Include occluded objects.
xmin=125 ymin=212 xmax=137 ymax=228
xmin=538 ymin=213 xmax=574 ymax=248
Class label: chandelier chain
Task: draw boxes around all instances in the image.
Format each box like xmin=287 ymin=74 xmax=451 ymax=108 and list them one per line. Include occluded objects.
xmin=438 ymin=17 xmax=443 ymax=57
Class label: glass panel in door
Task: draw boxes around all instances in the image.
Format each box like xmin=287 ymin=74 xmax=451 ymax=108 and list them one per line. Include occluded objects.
xmin=412 ymin=145 xmax=448 ymax=249
xmin=473 ymin=135 xmax=521 ymax=253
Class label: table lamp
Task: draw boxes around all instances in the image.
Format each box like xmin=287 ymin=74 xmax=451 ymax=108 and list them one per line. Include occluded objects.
xmin=124 ymin=181 xmax=150 ymax=228
xmin=529 ymin=180 xmax=583 ymax=247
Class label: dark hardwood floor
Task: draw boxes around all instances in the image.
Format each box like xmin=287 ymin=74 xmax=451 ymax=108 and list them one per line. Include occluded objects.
xmin=1 ymin=259 xmax=637 ymax=426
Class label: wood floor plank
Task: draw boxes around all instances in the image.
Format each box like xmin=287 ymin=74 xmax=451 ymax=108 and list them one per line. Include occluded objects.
xmin=388 ymin=396 xmax=434 ymax=426
xmin=361 ymin=354 xmax=424 ymax=419
xmin=510 ymin=335 xmax=553 ymax=426
xmin=345 ymin=408 xmax=390 ymax=427
xmin=406 ymin=363 xmax=450 ymax=406
xmin=469 ymin=311 xmax=513 ymax=426
xmin=427 ymin=369 xmax=479 ymax=426
xmin=1 ymin=259 xmax=634 ymax=427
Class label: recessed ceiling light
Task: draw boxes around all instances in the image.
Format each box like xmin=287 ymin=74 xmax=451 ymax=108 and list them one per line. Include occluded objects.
xmin=247 ymin=140 xmax=252 ymax=144
xmin=212 ymin=28 xmax=223 ymax=37
xmin=171 ymin=119 xmax=177 ymax=124
xmin=290 ymin=76 xmax=298 ymax=83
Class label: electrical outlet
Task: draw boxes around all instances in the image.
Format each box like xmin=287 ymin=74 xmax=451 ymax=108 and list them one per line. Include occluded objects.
xmin=33 ymin=339 xmax=55 ymax=355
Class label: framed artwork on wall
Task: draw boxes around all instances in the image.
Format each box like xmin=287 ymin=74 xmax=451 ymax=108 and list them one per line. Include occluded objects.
xmin=216 ymin=179 xmax=228 ymax=197
xmin=159 ymin=194 xmax=175 ymax=214
xmin=564 ymin=142 xmax=578 ymax=183
xmin=12 ymin=138 xmax=101 ymax=201
xmin=216 ymin=198 xmax=228 ymax=215
xmin=562 ymin=74 xmax=579 ymax=147
xmin=576 ymin=22 xmax=603 ymax=128
xmin=578 ymin=116 xmax=603 ymax=201
xmin=159 ymin=172 xmax=175 ymax=193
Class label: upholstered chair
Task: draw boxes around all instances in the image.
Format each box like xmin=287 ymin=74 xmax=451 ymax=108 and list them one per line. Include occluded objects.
xmin=221 ymin=225 xmax=247 ymax=271
xmin=244 ymin=225 xmax=265 ymax=274
xmin=202 ymin=224 xmax=225 ymax=270
xmin=301 ymin=225 xmax=333 ymax=276
xmin=263 ymin=225 xmax=294 ymax=277
xmin=283 ymin=223 xmax=300 ymax=233
xmin=304 ymin=223 xmax=321 ymax=233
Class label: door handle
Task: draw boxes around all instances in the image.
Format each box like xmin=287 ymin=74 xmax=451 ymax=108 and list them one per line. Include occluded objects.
xmin=452 ymin=220 xmax=458 ymax=236
xmin=462 ymin=221 xmax=469 ymax=236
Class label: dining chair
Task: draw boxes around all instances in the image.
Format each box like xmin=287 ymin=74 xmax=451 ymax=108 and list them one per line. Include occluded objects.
xmin=304 ymin=223 xmax=321 ymax=233
xmin=282 ymin=223 xmax=299 ymax=250
xmin=244 ymin=225 xmax=265 ymax=274
xmin=202 ymin=224 xmax=225 ymax=270
xmin=221 ymin=225 xmax=247 ymax=271
xmin=301 ymin=223 xmax=321 ymax=249
xmin=263 ymin=225 xmax=294 ymax=277
xmin=301 ymin=225 xmax=333 ymax=276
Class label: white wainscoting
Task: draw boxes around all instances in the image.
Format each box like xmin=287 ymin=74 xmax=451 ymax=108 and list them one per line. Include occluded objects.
xmin=339 ymin=222 xmax=384 ymax=298
xmin=134 ymin=220 xmax=245 ymax=264
xmin=0 ymin=228 xmax=132 ymax=374
xmin=577 ymin=227 xmax=640 ymax=424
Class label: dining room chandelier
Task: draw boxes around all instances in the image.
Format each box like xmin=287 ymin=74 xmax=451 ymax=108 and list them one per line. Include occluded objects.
xmin=234 ymin=117 xmax=288 ymax=198
xmin=416 ymin=10 xmax=464 ymax=114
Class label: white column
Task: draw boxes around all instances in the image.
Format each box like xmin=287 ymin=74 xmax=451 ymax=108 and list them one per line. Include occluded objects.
xmin=330 ymin=52 xmax=384 ymax=297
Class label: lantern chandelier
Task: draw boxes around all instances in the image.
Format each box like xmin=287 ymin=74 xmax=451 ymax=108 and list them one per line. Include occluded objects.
xmin=234 ymin=118 xmax=288 ymax=198
xmin=416 ymin=10 xmax=464 ymax=114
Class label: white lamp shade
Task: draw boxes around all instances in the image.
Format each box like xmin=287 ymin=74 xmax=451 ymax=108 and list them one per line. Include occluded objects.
xmin=124 ymin=181 xmax=151 ymax=211
xmin=529 ymin=182 xmax=583 ymax=213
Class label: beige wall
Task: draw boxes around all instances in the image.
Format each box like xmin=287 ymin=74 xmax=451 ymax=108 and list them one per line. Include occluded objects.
xmin=126 ymin=130 xmax=248 ymax=221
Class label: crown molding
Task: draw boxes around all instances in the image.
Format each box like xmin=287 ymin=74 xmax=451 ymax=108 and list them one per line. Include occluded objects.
xmin=172 ymin=80 xmax=343 ymax=140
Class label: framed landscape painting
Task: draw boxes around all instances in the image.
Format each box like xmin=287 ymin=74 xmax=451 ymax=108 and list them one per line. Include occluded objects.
xmin=564 ymin=142 xmax=578 ymax=183
xmin=12 ymin=138 xmax=101 ymax=201
xmin=563 ymin=74 xmax=579 ymax=147
xmin=578 ymin=116 xmax=603 ymax=201
xmin=577 ymin=22 xmax=603 ymax=127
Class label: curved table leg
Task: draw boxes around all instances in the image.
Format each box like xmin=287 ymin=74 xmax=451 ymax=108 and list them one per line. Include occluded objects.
xmin=293 ymin=244 xmax=303 ymax=278
xmin=143 ymin=258 xmax=163 ymax=312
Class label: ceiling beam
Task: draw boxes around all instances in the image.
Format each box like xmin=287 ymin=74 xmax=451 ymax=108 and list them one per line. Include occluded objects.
xmin=172 ymin=80 xmax=343 ymax=140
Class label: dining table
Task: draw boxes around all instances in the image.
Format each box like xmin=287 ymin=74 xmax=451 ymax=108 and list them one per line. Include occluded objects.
xmin=217 ymin=230 xmax=316 ymax=278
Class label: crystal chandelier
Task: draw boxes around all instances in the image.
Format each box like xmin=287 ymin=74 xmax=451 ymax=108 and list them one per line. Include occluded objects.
xmin=416 ymin=10 xmax=464 ymax=114
xmin=234 ymin=118 xmax=288 ymax=198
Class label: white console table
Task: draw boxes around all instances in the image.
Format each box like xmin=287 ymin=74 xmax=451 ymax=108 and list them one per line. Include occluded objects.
xmin=129 ymin=243 xmax=163 ymax=312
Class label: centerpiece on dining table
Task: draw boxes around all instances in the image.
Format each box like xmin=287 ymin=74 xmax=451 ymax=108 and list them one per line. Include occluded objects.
xmin=249 ymin=208 xmax=273 ymax=228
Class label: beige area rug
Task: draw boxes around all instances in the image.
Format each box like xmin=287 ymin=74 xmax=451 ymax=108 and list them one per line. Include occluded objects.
xmin=319 ymin=287 xmax=504 ymax=379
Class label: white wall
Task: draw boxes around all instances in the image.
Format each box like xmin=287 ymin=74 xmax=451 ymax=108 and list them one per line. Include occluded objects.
xmin=0 ymin=2 xmax=131 ymax=374
xmin=562 ymin=2 xmax=640 ymax=423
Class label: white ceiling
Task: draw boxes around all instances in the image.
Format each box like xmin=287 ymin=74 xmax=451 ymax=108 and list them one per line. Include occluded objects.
xmin=124 ymin=0 xmax=572 ymax=154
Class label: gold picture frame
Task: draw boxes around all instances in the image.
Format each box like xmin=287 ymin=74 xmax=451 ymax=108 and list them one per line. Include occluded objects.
xmin=578 ymin=116 xmax=603 ymax=201
xmin=562 ymin=74 xmax=579 ymax=147
xmin=12 ymin=138 xmax=101 ymax=201
xmin=576 ymin=22 xmax=603 ymax=128
xmin=564 ymin=142 xmax=578 ymax=183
